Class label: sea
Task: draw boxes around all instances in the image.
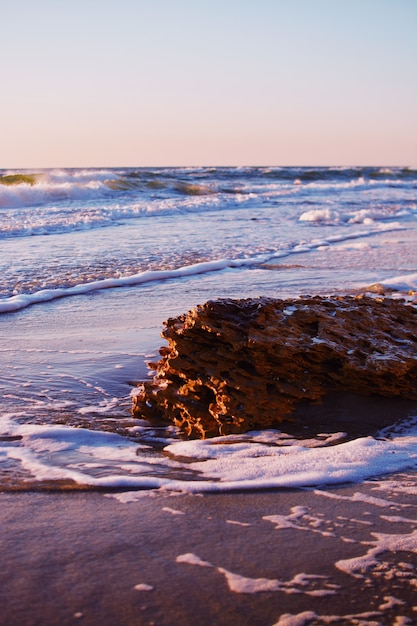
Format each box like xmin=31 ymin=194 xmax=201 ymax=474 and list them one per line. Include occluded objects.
xmin=1 ymin=166 xmax=416 ymax=493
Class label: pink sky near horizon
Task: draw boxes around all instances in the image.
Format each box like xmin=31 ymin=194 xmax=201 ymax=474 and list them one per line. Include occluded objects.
xmin=1 ymin=0 xmax=416 ymax=168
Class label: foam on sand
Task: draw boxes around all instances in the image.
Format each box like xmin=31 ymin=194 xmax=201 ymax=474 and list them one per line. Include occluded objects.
xmin=1 ymin=414 xmax=416 ymax=492
xmin=272 ymin=610 xmax=386 ymax=625
xmin=162 ymin=421 xmax=417 ymax=491
xmin=175 ymin=553 xmax=336 ymax=596
xmin=133 ymin=583 xmax=154 ymax=592
xmin=336 ymin=529 xmax=417 ymax=579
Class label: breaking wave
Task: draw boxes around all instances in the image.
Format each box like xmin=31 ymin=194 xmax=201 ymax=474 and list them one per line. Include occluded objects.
xmin=1 ymin=166 xmax=415 ymax=211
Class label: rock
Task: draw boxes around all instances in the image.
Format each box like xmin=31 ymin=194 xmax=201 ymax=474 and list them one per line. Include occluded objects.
xmin=132 ymin=296 xmax=417 ymax=438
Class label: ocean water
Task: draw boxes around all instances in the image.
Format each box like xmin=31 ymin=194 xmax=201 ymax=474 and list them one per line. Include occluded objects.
xmin=1 ymin=166 xmax=416 ymax=492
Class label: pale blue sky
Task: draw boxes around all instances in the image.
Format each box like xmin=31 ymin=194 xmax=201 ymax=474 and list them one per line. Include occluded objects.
xmin=1 ymin=0 xmax=416 ymax=167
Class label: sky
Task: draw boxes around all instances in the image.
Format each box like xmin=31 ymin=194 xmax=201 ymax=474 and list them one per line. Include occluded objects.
xmin=1 ymin=0 xmax=416 ymax=168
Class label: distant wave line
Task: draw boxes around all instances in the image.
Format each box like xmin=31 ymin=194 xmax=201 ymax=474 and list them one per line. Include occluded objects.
xmin=1 ymin=166 xmax=415 ymax=211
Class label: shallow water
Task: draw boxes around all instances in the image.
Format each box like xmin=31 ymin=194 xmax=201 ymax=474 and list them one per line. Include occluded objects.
xmin=1 ymin=166 xmax=416 ymax=492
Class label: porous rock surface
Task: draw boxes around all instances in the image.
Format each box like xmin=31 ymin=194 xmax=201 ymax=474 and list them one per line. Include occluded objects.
xmin=132 ymin=296 xmax=417 ymax=438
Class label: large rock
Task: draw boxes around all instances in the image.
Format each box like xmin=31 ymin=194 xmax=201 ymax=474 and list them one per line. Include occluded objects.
xmin=132 ymin=296 xmax=417 ymax=438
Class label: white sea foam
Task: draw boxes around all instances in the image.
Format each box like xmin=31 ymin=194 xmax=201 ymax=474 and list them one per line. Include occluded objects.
xmin=371 ymin=477 xmax=417 ymax=497
xmin=336 ymin=529 xmax=417 ymax=578
xmin=78 ymin=398 xmax=119 ymax=414
xmin=263 ymin=506 xmax=336 ymax=538
xmin=380 ymin=514 xmax=416 ymax=524
xmin=162 ymin=506 xmax=185 ymax=516
xmin=176 ymin=553 xmax=213 ymax=568
xmin=176 ymin=553 xmax=335 ymax=596
xmin=378 ymin=596 xmax=406 ymax=610
xmin=272 ymin=610 xmax=384 ymax=625
xmin=298 ymin=208 xmax=342 ymax=223
xmin=273 ymin=612 xmax=318 ymax=626
xmin=0 ymin=188 xmax=249 ymax=237
xmin=0 ymin=173 xmax=114 ymax=209
xmin=298 ymin=206 xmax=410 ymax=226
xmin=133 ymin=583 xmax=154 ymax=592
xmin=312 ymin=489 xmax=410 ymax=509
xmin=163 ymin=425 xmax=417 ymax=491
xmin=379 ymin=272 xmax=417 ymax=292
xmin=1 ymin=415 xmax=416 ymax=492
xmin=0 ymin=258 xmax=247 ymax=313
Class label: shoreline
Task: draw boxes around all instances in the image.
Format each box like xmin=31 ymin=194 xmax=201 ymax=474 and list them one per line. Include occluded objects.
xmin=1 ymin=471 xmax=416 ymax=626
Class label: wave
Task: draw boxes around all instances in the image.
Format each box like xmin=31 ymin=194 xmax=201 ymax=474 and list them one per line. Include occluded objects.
xmin=0 ymin=224 xmax=413 ymax=315
xmin=1 ymin=189 xmax=413 ymax=242
xmin=1 ymin=167 xmax=415 ymax=211
xmin=252 ymin=166 xmax=417 ymax=182
xmin=298 ymin=205 xmax=412 ymax=226
xmin=0 ymin=258 xmax=252 ymax=314
xmin=0 ymin=168 xmax=221 ymax=210
xmin=0 ymin=192 xmax=247 ymax=239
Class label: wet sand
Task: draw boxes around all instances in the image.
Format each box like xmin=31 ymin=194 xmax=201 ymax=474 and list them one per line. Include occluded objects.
xmin=1 ymin=474 xmax=416 ymax=626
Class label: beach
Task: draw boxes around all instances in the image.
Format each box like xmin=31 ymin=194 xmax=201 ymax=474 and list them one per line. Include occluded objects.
xmin=1 ymin=167 xmax=416 ymax=625
xmin=1 ymin=476 xmax=416 ymax=626
xmin=1 ymin=288 xmax=416 ymax=626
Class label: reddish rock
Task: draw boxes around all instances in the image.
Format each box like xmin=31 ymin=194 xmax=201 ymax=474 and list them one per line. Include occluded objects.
xmin=132 ymin=296 xmax=417 ymax=438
